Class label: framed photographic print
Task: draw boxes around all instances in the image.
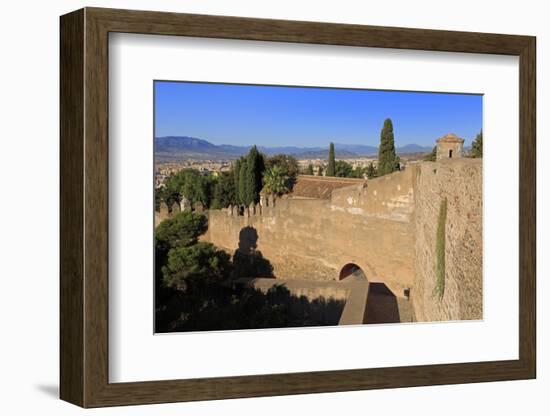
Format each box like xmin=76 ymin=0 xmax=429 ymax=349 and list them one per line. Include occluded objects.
xmin=60 ymin=7 xmax=536 ymax=408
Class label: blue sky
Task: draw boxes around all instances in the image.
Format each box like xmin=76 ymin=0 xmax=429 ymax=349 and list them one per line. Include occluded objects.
xmin=154 ymin=81 xmax=482 ymax=147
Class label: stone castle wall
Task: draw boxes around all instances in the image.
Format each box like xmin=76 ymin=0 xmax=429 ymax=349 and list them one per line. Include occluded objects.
xmin=203 ymin=169 xmax=416 ymax=293
xmin=186 ymin=158 xmax=482 ymax=322
xmin=411 ymin=158 xmax=483 ymax=321
xmin=330 ymin=167 xmax=415 ymax=223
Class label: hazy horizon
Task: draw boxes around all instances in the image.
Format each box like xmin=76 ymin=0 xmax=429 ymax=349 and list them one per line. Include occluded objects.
xmin=155 ymin=81 xmax=482 ymax=147
xmin=154 ymin=135 xmax=437 ymax=150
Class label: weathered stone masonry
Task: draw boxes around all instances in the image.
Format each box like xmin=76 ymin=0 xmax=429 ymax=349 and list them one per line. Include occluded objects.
xmin=412 ymin=158 xmax=482 ymax=322
xmin=201 ymin=158 xmax=483 ymax=322
xmin=204 ymin=168 xmax=416 ymax=295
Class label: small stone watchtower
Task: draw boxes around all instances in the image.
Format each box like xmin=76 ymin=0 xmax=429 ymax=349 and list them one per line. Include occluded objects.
xmin=436 ymin=133 xmax=464 ymax=160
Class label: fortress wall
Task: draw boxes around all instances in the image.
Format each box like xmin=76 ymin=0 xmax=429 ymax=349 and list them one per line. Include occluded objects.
xmin=330 ymin=167 xmax=415 ymax=222
xmin=412 ymin=158 xmax=483 ymax=322
xmin=202 ymin=158 xmax=482 ymax=322
xmin=204 ymin=196 xmax=415 ymax=288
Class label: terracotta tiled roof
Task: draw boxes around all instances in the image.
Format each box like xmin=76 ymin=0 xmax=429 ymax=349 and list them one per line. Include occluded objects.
xmin=288 ymin=175 xmax=365 ymax=200
xmin=437 ymin=133 xmax=464 ymax=143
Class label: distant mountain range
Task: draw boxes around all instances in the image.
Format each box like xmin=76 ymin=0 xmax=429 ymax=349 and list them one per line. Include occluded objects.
xmin=154 ymin=136 xmax=433 ymax=161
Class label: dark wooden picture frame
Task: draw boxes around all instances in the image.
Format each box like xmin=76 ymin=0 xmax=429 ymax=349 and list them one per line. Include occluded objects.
xmin=60 ymin=7 xmax=536 ymax=408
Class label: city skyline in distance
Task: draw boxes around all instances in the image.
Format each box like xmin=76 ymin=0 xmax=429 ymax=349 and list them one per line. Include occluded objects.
xmin=155 ymin=80 xmax=483 ymax=148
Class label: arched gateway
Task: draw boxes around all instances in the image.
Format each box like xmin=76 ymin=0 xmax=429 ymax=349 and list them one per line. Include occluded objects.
xmin=339 ymin=263 xmax=368 ymax=282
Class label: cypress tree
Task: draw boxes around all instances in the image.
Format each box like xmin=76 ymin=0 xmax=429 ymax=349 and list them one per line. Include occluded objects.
xmin=245 ymin=146 xmax=263 ymax=205
xmin=238 ymin=159 xmax=248 ymax=205
xmin=326 ymin=142 xmax=336 ymax=176
xmin=317 ymin=165 xmax=323 ymax=176
xmin=306 ymin=164 xmax=314 ymax=175
xmin=471 ymin=130 xmax=483 ymax=158
xmin=233 ymin=158 xmax=241 ymax=201
xmin=377 ymin=118 xmax=398 ymax=176
xmin=212 ymin=172 xmax=236 ymax=208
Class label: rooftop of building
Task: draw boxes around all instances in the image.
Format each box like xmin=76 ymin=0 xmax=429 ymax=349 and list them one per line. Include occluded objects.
xmin=437 ymin=133 xmax=465 ymax=143
xmin=286 ymin=175 xmax=365 ymax=200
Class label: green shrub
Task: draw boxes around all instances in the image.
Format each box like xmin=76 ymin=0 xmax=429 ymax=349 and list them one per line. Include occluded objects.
xmin=155 ymin=211 xmax=208 ymax=254
xmin=162 ymin=242 xmax=232 ymax=291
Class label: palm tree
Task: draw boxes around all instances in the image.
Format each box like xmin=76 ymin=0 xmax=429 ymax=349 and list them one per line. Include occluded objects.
xmin=262 ymin=165 xmax=289 ymax=197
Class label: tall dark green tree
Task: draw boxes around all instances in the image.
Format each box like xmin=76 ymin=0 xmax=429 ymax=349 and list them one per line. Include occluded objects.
xmin=326 ymin=142 xmax=336 ymax=176
xmin=211 ymin=172 xmax=237 ymax=209
xmin=306 ymin=164 xmax=314 ymax=175
xmin=471 ymin=130 xmax=483 ymax=158
xmin=245 ymin=145 xmax=264 ymax=205
xmin=377 ymin=118 xmax=399 ymax=176
xmin=238 ymin=159 xmax=248 ymax=205
xmin=233 ymin=158 xmax=241 ymax=199
xmin=192 ymin=175 xmax=216 ymax=207
xmin=317 ymin=165 xmax=323 ymax=176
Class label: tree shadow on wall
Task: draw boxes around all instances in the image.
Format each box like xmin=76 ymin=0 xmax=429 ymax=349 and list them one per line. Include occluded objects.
xmin=232 ymin=226 xmax=274 ymax=278
xmin=156 ymin=282 xmax=346 ymax=332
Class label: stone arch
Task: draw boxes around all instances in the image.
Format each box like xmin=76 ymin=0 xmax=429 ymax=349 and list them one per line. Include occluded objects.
xmin=339 ymin=262 xmax=368 ymax=282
